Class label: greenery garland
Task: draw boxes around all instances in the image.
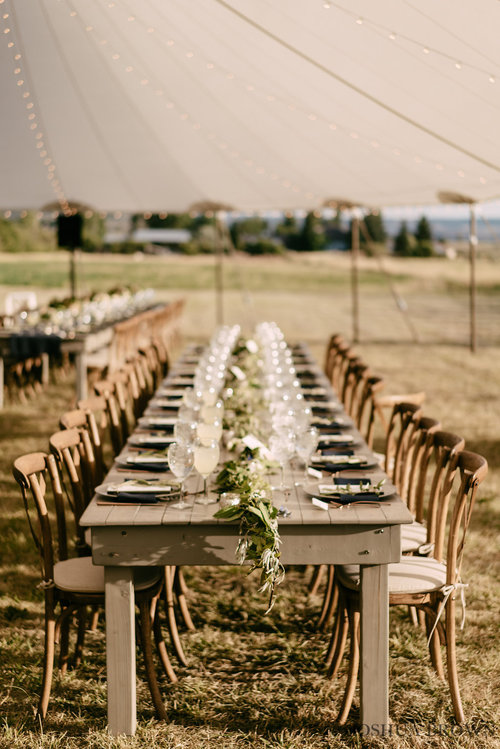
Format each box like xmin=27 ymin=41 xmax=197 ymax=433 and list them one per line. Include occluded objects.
xmin=214 ymin=341 xmax=285 ymax=612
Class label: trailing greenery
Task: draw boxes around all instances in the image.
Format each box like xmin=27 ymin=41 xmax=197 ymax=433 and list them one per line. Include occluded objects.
xmin=214 ymin=343 xmax=284 ymax=612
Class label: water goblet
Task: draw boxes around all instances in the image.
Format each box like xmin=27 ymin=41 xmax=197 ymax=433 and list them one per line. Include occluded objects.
xmin=295 ymin=426 xmax=320 ymax=483
xmin=167 ymin=441 xmax=194 ymax=510
xmin=269 ymin=430 xmax=295 ymax=495
xmin=174 ymin=419 xmax=197 ymax=445
xmin=194 ymin=438 xmax=220 ymax=505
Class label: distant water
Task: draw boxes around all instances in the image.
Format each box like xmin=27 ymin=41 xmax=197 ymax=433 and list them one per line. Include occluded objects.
xmin=383 ymin=218 xmax=500 ymax=242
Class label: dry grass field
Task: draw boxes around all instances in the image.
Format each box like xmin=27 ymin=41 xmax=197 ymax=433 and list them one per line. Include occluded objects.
xmin=0 ymin=251 xmax=499 ymax=748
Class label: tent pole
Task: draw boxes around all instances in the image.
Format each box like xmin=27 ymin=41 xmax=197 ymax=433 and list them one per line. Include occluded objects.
xmin=469 ymin=205 xmax=477 ymax=353
xmin=351 ymin=210 xmax=360 ymax=343
xmin=69 ymin=248 xmax=77 ymax=300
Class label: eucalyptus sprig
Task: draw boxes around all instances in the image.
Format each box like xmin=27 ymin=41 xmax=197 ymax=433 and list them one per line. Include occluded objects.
xmin=214 ymin=447 xmax=284 ymax=612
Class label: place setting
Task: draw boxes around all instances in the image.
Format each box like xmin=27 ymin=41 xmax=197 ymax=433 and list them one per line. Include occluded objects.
xmin=303 ymin=475 xmax=396 ymax=509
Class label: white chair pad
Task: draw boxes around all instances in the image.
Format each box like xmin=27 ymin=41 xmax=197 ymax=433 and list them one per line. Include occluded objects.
xmin=400 ymin=521 xmax=427 ymax=553
xmin=337 ymin=557 xmax=447 ymax=595
xmin=54 ymin=557 xmax=161 ymax=594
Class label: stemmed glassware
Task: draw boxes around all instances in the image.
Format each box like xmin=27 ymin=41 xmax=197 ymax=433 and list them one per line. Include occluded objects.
xmin=194 ymin=438 xmax=220 ymax=505
xmin=167 ymin=441 xmax=194 ymax=510
xmin=269 ymin=429 xmax=295 ymax=495
xmin=295 ymin=426 xmax=320 ymax=483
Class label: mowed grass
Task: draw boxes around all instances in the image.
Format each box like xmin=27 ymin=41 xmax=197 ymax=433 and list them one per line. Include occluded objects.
xmin=0 ymin=252 xmax=499 ymax=748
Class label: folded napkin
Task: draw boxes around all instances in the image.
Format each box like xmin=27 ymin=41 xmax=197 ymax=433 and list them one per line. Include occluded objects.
xmin=110 ymin=492 xmax=160 ymax=504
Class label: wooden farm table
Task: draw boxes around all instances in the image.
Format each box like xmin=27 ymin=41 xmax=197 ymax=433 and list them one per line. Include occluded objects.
xmin=81 ymin=348 xmax=413 ymax=735
xmin=0 ymin=300 xmax=181 ymax=406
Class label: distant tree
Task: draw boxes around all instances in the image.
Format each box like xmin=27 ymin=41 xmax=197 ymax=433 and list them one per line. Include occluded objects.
xmin=413 ymin=215 xmax=434 ymax=256
xmin=275 ymin=214 xmax=300 ymax=250
xmin=363 ymin=212 xmax=386 ymax=244
xmin=393 ymin=221 xmax=414 ymax=256
xmin=295 ymin=211 xmax=326 ymax=252
xmin=230 ymin=216 xmax=268 ymax=249
xmin=415 ymin=216 xmax=432 ymax=243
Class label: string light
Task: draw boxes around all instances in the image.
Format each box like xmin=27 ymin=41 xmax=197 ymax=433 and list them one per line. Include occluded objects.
xmin=322 ymin=1 xmax=499 ymax=85
xmin=1 ymin=7 xmax=70 ymax=214
xmin=59 ymin=1 xmax=322 ymax=204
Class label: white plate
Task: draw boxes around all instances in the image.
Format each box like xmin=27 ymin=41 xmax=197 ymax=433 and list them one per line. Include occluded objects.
xmin=138 ymin=416 xmax=177 ymax=428
xmin=116 ymin=453 xmax=169 ymax=468
xmin=128 ymin=434 xmax=175 ymax=447
xmin=96 ymin=480 xmax=176 ymax=496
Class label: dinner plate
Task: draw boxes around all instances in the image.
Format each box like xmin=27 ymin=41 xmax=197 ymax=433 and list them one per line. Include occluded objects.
xmin=304 ymin=479 xmax=396 ymax=503
xmin=147 ymin=398 xmax=182 ymax=410
xmin=314 ymin=417 xmax=354 ymax=430
xmin=128 ymin=433 xmax=175 ymax=448
xmin=155 ymin=388 xmax=185 ymax=398
xmin=116 ymin=452 xmax=170 ymax=470
xmin=138 ymin=416 xmax=177 ymax=430
xmin=317 ymin=433 xmax=361 ymax=448
xmin=95 ymin=480 xmax=177 ymax=503
xmin=311 ymin=453 xmax=378 ymax=470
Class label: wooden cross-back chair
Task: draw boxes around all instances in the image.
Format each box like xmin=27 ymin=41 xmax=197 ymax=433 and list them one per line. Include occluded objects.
xmin=323 ymin=333 xmax=346 ymax=382
xmin=48 ymin=427 xmax=96 ymax=556
xmin=354 ymin=374 xmax=385 ymax=447
xmin=60 ymin=404 xmax=107 ymax=485
xmin=384 ymin=401 xmax=423 ymax=484
xmin=12 ymin=452 xmax=176 ymax=723
xmin=93 ymin=375 xmax=133 ymax=453
xmin=329 ymin=449 xmax=487 ymax=725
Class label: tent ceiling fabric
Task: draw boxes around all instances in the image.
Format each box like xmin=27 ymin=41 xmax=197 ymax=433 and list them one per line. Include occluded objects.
xmin=2 ymin=0 xmax=500 ymax=213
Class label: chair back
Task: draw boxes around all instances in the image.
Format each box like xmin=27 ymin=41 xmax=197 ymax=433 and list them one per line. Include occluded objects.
xmin=385 ymin=402 xmax=423 ymax=483
xmin=403 ymin=415 xmax=441 ymax=511
xmin=323 ymin=333 xmax=345 ymax=381
xmin=62 ymin=405 xmax=107 ymax=484
xmin=49 ymin=428 xmax=96 ymax=554
xmin=424 ymin=431 xmax=466 ymax=558
xmin=355 ymin=375 xmax=385 ymax=447
xmin=445 ymin=450 xmax=487 ymax=585
xmin=12 ymin=453 xmax=62 ymax=587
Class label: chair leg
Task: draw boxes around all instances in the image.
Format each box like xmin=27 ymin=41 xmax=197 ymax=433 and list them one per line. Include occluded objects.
xmin=326 ymin=591 xmax=349 ymax=675
xmin=336 ymin=608 xmax=360 ymax=725
xmin=425 ymin=611 xmax=445 ymax=680
xmin=57 ymin=615 xmax=71 ymax=675
xmin=37 ymin=611 xmax=56 ymax=721
xmin=318 ymin=568 xmax=338 ymax=632
xmin=308 ymin=564 xmax=326 ymax=596
xmin=73 ymin=607 xmax=87 ymax=668
xmin=164 ymin=567 xmax=188 ymax=666
xmin=445 ymin=597 xmax=465 ymax=723
xmin=174 ymin=567 xmax=195 ymax=631
xmin=151 ymin=596 xmax=178 ymax=683
xmin=137 ymin=600 xmax=168 ymax=720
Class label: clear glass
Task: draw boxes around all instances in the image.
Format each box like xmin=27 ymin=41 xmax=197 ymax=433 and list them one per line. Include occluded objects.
xmin=167 ymin=442 xmax=194 ymax=510
xmin=194 ymin=438 xmax=220 ymax=505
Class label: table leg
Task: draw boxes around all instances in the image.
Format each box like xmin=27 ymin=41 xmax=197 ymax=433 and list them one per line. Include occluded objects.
xmin=41 ymin=353 xmax=50 ymax=386
xmin=75 ymin=351 xmax=88 ymax=401
xmin=359 ymin=563 xmax=389 ymax=732
xmin=105 ymin=567 xmax=136 ymax=736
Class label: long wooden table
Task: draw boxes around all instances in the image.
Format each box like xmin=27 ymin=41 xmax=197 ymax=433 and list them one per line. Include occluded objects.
xmin=81 ymin=348 xmax=413 ymax=736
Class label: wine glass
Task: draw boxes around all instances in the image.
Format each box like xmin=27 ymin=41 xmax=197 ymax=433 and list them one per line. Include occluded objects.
xmin=269 ymin=430 xmax=295 ymax=494
xmin=167 ymin=442 xmax=194 ymax=510
xmin=194 ymin=438 xmax=220 ymax=505
xmin=174 ymin=419 xmax=197 ymax=445
xmin=196 ymin=416 xmax=223 ymax=445
xmin=295 ymin=426 xmax=320 ymax=483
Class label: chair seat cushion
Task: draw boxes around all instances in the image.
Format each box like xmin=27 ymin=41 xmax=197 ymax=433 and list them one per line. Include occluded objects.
xmin=54 ymin=557 xmax=161 ymax=594
xmin=337 ymin=557 xmax=447 ymax=595
xmin=400 ymin=520 xmax=427 ymax=553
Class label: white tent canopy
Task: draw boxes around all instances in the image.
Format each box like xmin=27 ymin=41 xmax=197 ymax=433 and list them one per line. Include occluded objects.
xmin=2 ymin=0 xmax=500 ymax=214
